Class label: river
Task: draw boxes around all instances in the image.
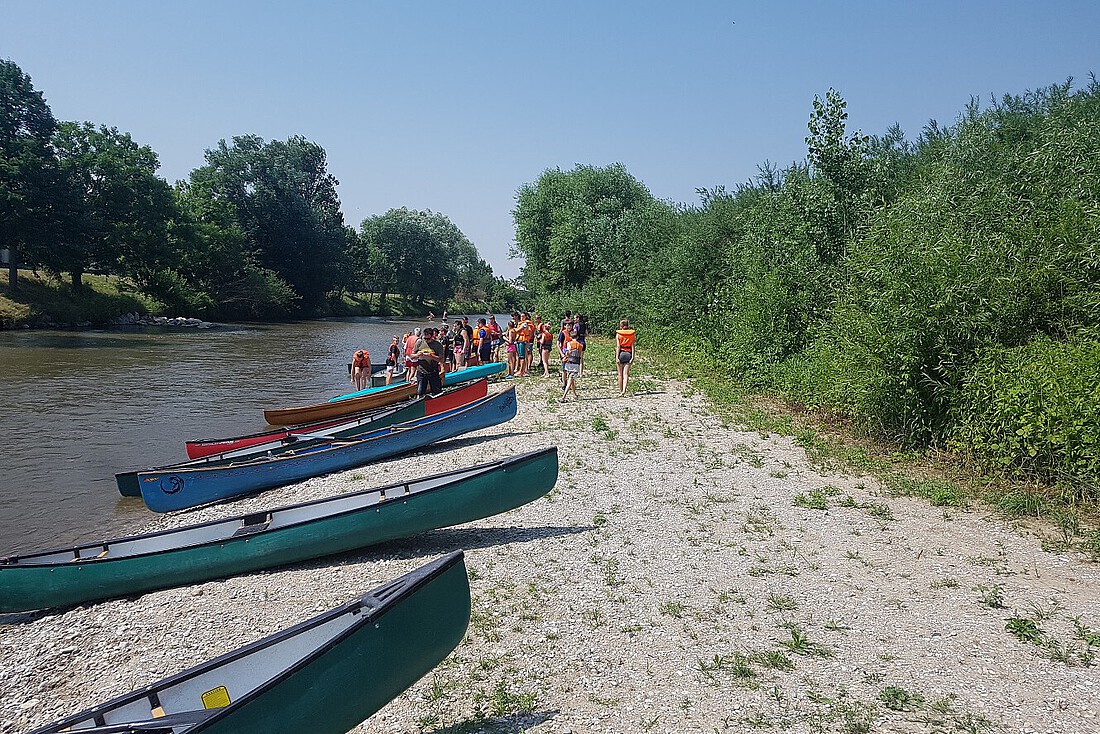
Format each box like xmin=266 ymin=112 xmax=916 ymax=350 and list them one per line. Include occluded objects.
xmin=0 ymin=316 xmax=495 ymax=556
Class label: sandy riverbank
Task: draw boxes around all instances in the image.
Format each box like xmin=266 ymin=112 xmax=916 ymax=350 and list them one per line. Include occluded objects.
xmin=2 ymin=368 xmax=1099 ymax=734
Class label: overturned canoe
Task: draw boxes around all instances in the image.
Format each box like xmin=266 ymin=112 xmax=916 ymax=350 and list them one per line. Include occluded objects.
xmin=25 ymin=552 xmax=471 ymax=734
xmin=1 ymin=448 xmax=555 ymax=613
xmin=139 ymin=387 xmax=518 ymax=512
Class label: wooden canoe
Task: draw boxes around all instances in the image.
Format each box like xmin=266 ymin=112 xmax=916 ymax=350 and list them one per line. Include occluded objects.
xmin=139 ymin=387 xmax=517 ymax=512
xmin=25 ymin=552 xmax=471 ymax=734
xmin=2 ymin=448 xmax=556 ymax=613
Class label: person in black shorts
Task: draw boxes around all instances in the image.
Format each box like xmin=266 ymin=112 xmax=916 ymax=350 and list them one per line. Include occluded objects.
xmin=476 ymin=318 xmax=493 ymax=364
xmin=415 ymin=328 xmax=444 ymax=397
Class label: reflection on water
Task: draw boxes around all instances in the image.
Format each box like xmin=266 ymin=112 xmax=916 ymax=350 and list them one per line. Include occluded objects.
xmin=0 ymin=316 xmax=455 ymax=555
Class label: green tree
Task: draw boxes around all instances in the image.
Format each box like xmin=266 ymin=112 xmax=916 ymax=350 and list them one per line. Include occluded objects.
xmin=0 ymin=59 xmax=59 ymax=291
xmin=48 ymin=122 xmax=177 ymax=289
xmin=187 ymin=135 xmax=347 ymax=312
xmin=513 ymin=163 xmax=660 ymax=296
xmin=358 ymin=208 xmax=476 ymax=306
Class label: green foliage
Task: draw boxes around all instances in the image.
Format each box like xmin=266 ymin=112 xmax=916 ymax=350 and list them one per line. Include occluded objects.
xmin=952 ymin=336 xmax=1100 ymax=484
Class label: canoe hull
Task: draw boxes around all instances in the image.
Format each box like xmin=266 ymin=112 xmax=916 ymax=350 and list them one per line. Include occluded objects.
xmin=26 ymin=553 xmax=471 ymax=734
xmin=328 ymin=362 xmax=506 ymax=403
xmin=263 ymin=382 xmax=417 ymax=426
xmin=186 ymin=378 xmax=489 ymax=459
xmin=1 ymin=448 xmax=555 ymax=612
xmin=139 ymin=387 xmax=517 ymax=512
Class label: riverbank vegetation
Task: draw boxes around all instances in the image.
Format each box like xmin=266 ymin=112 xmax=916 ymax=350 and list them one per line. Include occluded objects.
xmin=513 ymin=78 xmax=1100 ymax=498
xmin=1 ymin=59 xmax=519 ymax=324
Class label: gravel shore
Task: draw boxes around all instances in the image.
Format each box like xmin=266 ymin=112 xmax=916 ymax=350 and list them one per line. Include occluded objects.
xmin=2 ymin=368 xmax=1099 ymax=733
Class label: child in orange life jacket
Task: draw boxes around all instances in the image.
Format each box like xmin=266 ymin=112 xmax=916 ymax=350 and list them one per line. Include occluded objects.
xmin=561 ymin=334 xmax=583 ymax=401
xmin=615 ymin=319 xmax=636 ymax=397
xmin=350 ymin=348 xmax=371 ymax=391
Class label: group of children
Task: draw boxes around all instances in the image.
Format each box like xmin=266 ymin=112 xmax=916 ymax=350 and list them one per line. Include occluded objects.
xmin=348 ymin=311 xmax=638 ymax=401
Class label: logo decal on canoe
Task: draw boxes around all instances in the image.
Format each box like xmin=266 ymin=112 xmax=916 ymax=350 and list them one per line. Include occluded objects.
xmin=200 ymin=685 xmax=231 ymax=709
xmin=160 ymin=475 xmax=184 ymax=495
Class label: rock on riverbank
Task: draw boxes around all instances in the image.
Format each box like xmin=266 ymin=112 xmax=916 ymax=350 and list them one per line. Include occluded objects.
xmin=1 ymin=371 xmax=1098 ymax=733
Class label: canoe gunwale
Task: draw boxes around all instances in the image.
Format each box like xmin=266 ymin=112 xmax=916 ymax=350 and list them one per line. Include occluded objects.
xmin=2 ymin=446 xmax=551 ymax=567
xmin=24 ymin=552 xmax=466 ymax=734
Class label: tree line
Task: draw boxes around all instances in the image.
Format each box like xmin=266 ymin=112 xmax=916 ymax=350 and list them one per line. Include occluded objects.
xmin=512 ymin=79 xmax=1100 ymax=487
xmin=1 ymin=59 xmax=516 ymax=319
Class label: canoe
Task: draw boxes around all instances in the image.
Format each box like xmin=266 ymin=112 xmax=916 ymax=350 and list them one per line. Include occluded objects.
xmin=25 ymin=552 xmax=470 ymax=734
xmin=120 ymin=381 xmax=489 ymax=497
xmin=139 ymin=387 xmax=518 ymax=512
xmin=186 ymin=371 xmax=482 ymax=459
xmin=263 ymin=382 xmax=417 ymax=426
xmin=1 ymin=448 xmax=556 ymax=613
xmin=328 ymin=362 xmax=505 ymax=403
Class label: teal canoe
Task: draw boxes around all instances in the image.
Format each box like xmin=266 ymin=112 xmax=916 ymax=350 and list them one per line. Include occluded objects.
xmin=328 ymin=362 xmax=505 ymax=402
xmin=25 ymin=552 xmax=470 ymax=734
xmin=0 ymin=448 xmax=556 ymax=613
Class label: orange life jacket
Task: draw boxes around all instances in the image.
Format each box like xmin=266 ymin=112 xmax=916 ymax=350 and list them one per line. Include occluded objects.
xmin=352 ymin=349 xmax=371 ymax=368
xmin=518 ymin=320 xmax=534 ymax=341
xmin=564 ymin=338 xmax=583 ymax=363
xmin=538 ymin=323 xmax=553 ymax=346
xmin=616 ymin=329 xmax=636 ymax=351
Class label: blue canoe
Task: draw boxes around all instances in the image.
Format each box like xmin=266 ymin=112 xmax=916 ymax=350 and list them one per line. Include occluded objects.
xmin=329 ymin=362 xmax=505 ymax=403
xmin=138 ymin=387 xmax=517 ymax=513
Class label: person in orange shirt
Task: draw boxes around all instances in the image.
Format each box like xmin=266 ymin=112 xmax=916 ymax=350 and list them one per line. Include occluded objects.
xmin=615 ymin=319 xmax=637 ymax=397
xmin=535 ymin=315 xmax=553 ymax=378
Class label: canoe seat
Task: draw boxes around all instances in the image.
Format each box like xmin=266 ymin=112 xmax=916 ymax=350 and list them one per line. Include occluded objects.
xmin=232 ymin=512 xmax=272 ymax=537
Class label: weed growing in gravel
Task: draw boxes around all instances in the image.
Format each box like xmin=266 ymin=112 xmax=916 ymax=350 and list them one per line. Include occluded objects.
xmin=696 ymin=653 xmax=759 ymax=688
xmin=975 ymin=584 xmax=1006 ymax=609
xmin=779 ymin=623 xmax=833 ymax=657
xmin=660 ymin=600 xmax=686 ymax=618
xmin=931 ymin=577 xmax=960 ymax=589
xmin=1026 ymin=598 xmax=1064 ymax=620
xmin=749 ymin=649 xmax=796 ymax=671
xmin=1005 ymin=616 xmax=1044 ymax=644
xmin=888 ymin=475 xmax=969 ymax=508
xmin=487 ymin=680 xmax=537 ymax=717
xmin=878 ymin=685 xmax=924 ymax=711
xmin=794 ymin=489 xmax=829 ymax=510
xmin=765 ymin=593 xmax=799 ymax=612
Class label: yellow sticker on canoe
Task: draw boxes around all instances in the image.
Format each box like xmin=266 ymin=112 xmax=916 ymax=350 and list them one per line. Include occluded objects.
xmin=200 ymin=686 xmax=231 ymax=709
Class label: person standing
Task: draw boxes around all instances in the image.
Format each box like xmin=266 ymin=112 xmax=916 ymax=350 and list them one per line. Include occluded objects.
xmin=414 ymin=327 xmax=445 ymax=396
xmin=404 ymin=327 xmax=422 ymax=382
xmin=536 ymin=315 xmax=554 ymax=378
xmin=350 ymin=348 xmax=372 ymax=391
xmin=385 ymin=336 xmax=401 ymax=385
xmin=487 ymin=315 xmax=503 ymax=362
xmin=573 ymin=314 xmax=589 ymax=377
xmin=561 ymin=332 xmax=583 ymax=401
xmin=461 ymin=317 xmax=474 ymax=367
xmin=452 ymin=319 xmax=467 ymax=370
xmin=439 ymin=324 xmax=454 ymax=374
xmin=475 ymin=318 xmax=493 ymax=365
xmin=615 ymin=319 xmax=636 ymax=397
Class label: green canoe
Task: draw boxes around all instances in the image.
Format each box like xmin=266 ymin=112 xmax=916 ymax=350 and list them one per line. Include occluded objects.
xmin=0 ymin=448 xmax=557 ymax=613
xmin=26 ymin=552 xmax=470 ymax=734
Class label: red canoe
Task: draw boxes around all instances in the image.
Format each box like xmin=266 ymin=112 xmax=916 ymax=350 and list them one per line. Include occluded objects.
xmin=184 ymin=379 xmax=488 ymax=459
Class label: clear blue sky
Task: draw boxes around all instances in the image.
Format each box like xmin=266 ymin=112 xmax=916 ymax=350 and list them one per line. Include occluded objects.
xmin=3 ymin=1 xmax=1097 ymax=278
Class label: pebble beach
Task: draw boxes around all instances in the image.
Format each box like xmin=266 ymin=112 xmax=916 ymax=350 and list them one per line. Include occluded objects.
xmin=2 ymin=365 xmax=1099 ymax=734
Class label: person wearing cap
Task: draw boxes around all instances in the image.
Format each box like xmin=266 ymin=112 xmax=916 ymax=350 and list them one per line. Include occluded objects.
xmin=385 ymin=335 xmax=401 ymax=385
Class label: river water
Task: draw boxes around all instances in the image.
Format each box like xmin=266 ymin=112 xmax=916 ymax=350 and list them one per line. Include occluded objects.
xmin=0 ymin=316 xmax=492 ymax=556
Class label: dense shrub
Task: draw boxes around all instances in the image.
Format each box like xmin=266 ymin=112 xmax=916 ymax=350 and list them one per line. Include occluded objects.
xmin=951 ymin=336 xmax=1100 ymax=484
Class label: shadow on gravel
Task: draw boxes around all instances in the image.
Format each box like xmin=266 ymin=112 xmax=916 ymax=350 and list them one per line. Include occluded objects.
xmin=0 ymin=528 xmax=589 ymax=624
xmin=427 ymin=710 xmax=558 ymax=733
xmin=316 ymin=525 xmax=592 ymax=567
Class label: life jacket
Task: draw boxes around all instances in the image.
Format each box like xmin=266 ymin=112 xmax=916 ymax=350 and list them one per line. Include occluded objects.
xmin=564 ymin=338 xmax=583 ymax=363
xmin=518 ymin=320 xmax=534 ymax=342
xmin=476 ymin=327 xmax=489 ymax=348
xmin=404 ymin=336 xmax=419 ymax=360
xmin=352 ymin=349 xmax=371 ymax=368
xmin=539 ymin=323 xmax=553 ymax=346
xmin=616 ymin=329 xmax=636 ymax=352
xmin=487 ymin=321 xmax=502 ymax=338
